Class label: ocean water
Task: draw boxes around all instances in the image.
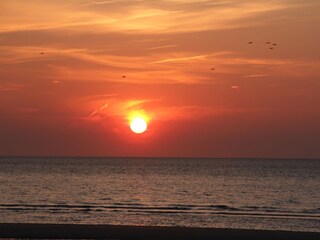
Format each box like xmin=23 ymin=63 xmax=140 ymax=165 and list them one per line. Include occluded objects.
xmin=0 ymin=157 xmax=319 ymax=232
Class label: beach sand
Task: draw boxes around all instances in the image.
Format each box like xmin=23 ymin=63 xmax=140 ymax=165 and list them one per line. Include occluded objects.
xmin=0 ymin=223 xmax=320 ymax=239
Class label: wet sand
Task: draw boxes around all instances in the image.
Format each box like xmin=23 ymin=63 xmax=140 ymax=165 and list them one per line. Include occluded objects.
xmin=0 ymin=223 xmax=319 ymax=239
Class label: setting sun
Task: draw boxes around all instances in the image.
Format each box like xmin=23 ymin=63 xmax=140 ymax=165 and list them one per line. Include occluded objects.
xmin=130 ymin=117 xmax=147 ymax=134
xmin=128 ymin=109 xmax=150 ymax=134
xmin=130 ymin=117 xmax=148 ymax=134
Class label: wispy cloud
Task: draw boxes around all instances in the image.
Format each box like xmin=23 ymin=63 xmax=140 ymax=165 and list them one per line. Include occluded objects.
xmin=242 ymin=74 xmax=269 ymax=78
xmin=0 ymin=0 xmax=299 ymax=34
xmin=86 ymin=97 xmax=158 ymax=122
xmin=0 ymin=46 xmax=87 ymax=64
xmin=152 ymin=55 xmax=208 ymax=63
xmin=0 ymin=83 xmax=24 ymax=92
xmin=88 ymin=102 xmax=110 ymax=118
xmin=88 ymin=0 xmax=119 ymax=5
xmin=148 ymin=45 xmax=177 ymax=50
xmin=84 ymin=93 xmax=265 ymax=126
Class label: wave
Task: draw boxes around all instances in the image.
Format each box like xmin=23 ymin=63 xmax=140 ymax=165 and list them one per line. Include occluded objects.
xmin=1 ymin=203 xmax=319 ymax=220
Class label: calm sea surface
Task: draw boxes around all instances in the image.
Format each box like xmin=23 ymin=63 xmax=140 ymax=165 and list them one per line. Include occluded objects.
xmin=0 ymin=157 xmax=319 ymax=232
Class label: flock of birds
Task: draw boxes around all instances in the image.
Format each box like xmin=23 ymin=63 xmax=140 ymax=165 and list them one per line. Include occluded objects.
xmin=39 ymin=41 xmax=278 ymax=79
xmin=248 ymin=41 xmax=278 ymax=50
xmin=209 ymin=41 xmax=278 ymax=71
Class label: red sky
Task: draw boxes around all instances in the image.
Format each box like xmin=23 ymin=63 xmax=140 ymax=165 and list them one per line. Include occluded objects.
xmin=1 ymin=0 xmax=320 ymax=158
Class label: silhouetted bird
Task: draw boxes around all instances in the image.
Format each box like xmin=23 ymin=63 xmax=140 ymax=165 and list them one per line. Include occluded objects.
xmin=40 ymin=52 xmax=44 ymax=54
xmin=272 ymin=43 xmax=277 ymax=46
xmin=122 ymin=76 xmax=126 ymax=78
xmin=269 ymin=47 xmax=274 ymax=50
xmin=248 ymin=42 xmax=253 ymax=44
xmin=211 ymin=68 xmax=215 ymax=70
xmin=266 ymin=42 xmax=271 ymax=44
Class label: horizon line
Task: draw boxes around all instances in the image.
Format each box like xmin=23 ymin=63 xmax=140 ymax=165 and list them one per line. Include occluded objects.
xmin=0 ymin=155 xmax=319 ymax=160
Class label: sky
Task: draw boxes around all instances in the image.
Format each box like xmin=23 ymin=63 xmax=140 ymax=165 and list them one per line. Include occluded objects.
xmin=1 ymin=0 xmax=320 ymax=158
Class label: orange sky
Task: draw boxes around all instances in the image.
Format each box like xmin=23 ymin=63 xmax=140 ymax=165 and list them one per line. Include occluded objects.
xmin=1 ymin=0 xmax=320 ymax=158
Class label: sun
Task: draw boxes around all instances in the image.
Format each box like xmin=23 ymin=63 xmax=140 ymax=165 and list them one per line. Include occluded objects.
xmin=130 ymin=117 xmax=148 ymax=134
xmin=128 ymin=110 xmax=150 ymax=134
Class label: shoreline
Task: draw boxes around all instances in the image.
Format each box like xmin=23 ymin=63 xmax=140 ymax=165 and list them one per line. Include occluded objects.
xmin=1 ymin=223 xmax=320 ymax=239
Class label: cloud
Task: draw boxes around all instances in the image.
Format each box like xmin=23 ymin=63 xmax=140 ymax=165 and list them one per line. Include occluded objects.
xmin=84 ymin=93 xmax=264 ymax=126
xmin=0 ymin=46 xmax=87 ymax=65
xmin=242 ymin=74 xmax=268 ymax=78
xmin=0 ymin=0 xmax=299 ymax=34
xmin=148 ymin=45 xmax=177 ymax=50
xmin=88 ymin=102 xmax=110 ymax=118
xmin=86 ymin=96 xmax=157 ymax=122
xmin=0 ymin=83 xmax=24 ymax=91
xmin=1 ymin=1 xmax=320 ymax=87
xmin=152 ymin=54 xmax=208 ymax=63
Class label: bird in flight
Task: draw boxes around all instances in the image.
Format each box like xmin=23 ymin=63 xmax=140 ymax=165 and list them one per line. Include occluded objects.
xmin=248 ymin=42 xmax=253 ymax=44
xmin=211 ymin=68 xmax=215 ymax=70
xmin=272 ymin=43 xmax=277 ymax=46
xmin=40 ymin=52 xmax=44 ymax=54
xmin=122 ymin=75 xmax=126 ymax=78
xmin=266 ymin=42 xmax=271 ymax=44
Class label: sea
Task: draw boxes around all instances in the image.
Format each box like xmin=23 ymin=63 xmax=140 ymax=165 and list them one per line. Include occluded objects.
xmin=0 ymin=157 xmax=319 ymax=232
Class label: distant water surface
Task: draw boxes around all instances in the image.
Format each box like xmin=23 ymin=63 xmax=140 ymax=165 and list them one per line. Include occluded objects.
xmin=0 ymin=157 xmax=319 ymax=232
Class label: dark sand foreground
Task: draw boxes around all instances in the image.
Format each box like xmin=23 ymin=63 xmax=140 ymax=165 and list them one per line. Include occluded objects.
xmin=1 ymin=223 xmax=320 ymax=239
